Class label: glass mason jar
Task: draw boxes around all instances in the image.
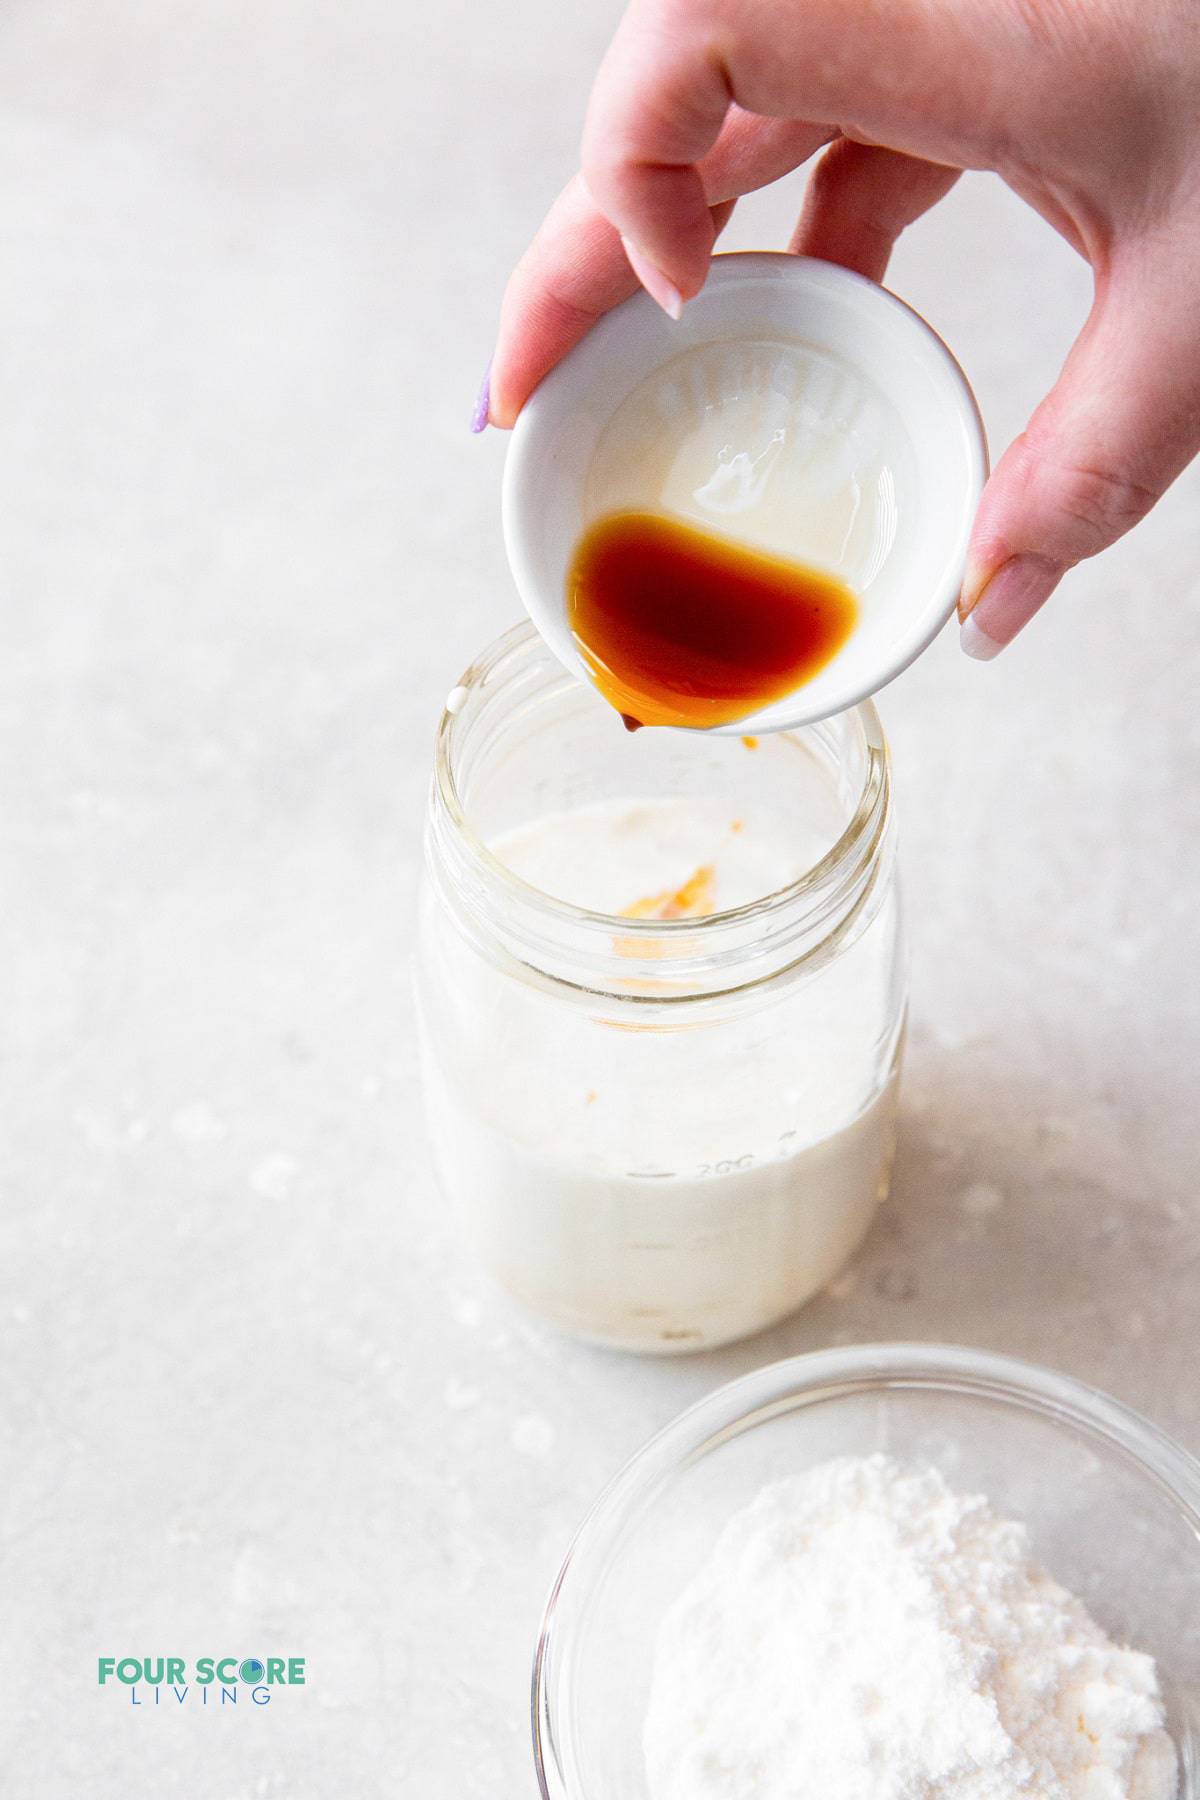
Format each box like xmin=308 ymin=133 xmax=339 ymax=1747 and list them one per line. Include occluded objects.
xmin=415 ymin=623 xmax=906 ymax=1354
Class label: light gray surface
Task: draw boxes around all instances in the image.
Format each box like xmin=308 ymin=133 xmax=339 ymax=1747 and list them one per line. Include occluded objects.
xmin=1 ymin=2 xmax=1198 ymax=1794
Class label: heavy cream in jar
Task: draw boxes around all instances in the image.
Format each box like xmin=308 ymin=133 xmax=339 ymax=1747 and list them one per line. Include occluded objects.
xmin=416 ymin=627 xmax=906 ymax=1353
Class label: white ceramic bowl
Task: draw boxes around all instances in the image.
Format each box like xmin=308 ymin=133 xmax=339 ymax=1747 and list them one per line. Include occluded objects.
xmin=533 ymin=1343 xmax=1200 ymax=1798
xmin=503 ymin=253 xmax=988 ymax=734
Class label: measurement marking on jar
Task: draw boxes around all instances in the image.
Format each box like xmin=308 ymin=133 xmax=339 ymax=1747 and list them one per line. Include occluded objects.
xmin=695 ymin=1154 xmax=757 ymax=1177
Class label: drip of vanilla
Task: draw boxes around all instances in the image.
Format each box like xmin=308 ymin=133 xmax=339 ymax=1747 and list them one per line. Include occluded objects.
xmin=620 ymin=864 xmax=716 ymax=921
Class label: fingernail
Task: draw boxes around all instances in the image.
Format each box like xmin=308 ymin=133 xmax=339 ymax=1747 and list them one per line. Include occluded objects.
xmin=959 ymin=553 xmax=1062 ymax=658
xmin=620 ymin=236 xmax=683 ymax=321
xmin=470 ymin=361 xmax=491 ymax=434
xmin=960 ymin=611 xmax=1003 ymax=661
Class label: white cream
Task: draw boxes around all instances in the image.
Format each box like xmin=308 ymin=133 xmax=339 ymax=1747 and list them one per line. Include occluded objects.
xmin=418 ymin=795 xmax=903 ymax=1352
xmin=493 ymin=793 xmax=819 ymax=915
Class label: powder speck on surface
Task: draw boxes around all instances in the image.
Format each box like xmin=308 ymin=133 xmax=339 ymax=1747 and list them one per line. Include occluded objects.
xmin=644 ymin=1454 xmax=1177 ymax=1800
xmin=249 ymin=1152 xmax=299 ymax=1200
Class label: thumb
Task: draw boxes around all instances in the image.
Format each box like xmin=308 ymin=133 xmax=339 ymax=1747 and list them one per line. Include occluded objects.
xmin=959 ymin=255 xmax=1200 ymax=659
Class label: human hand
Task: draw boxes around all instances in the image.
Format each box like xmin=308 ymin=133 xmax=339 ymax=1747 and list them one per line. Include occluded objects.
xmin=483 ymin=0 xmax=1200 ymax=657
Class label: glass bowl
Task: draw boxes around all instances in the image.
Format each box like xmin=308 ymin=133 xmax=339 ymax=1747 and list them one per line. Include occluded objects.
xmin=533 ymin=1343 xmax=1200 ymax=1799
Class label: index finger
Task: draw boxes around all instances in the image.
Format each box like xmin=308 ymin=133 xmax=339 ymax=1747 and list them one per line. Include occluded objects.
xmin=490 ymin=114 xmax=830 ymax=426
xmin=582 ymin=0 xmax=735 ymax=300
xmin=583 ymin=0 xmax=998 ymax=301
xmin=489 ymin=175 xmax=640 ymax=430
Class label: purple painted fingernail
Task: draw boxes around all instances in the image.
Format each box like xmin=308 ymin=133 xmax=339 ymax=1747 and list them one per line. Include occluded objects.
xmin=470 ymin=362 xmax=492 ymax=434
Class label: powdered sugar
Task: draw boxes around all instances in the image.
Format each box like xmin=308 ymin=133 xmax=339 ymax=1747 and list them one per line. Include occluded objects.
xmin=644 ymin=1455 xmax=1177 ymax=1800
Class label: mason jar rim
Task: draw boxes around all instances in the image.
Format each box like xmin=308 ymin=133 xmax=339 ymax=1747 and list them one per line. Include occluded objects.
xmin=429 ymin=623 xmax=893 ymax=1001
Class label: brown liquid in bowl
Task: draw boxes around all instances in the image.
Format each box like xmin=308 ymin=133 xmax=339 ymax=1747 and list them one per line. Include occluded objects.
xmin=567 ymin=510 xmax=858 ymax=730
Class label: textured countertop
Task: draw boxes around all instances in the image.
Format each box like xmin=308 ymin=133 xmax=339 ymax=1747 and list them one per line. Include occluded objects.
xmin=2 ymin=1 xmax=1198 ymax=1794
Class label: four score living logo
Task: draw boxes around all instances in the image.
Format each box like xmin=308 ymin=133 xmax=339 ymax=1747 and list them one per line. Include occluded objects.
xmin=98 ymin=1655 xmax=306 ymax=1707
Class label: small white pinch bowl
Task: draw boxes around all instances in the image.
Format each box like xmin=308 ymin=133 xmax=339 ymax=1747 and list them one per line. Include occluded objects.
xmin=503 ymin=252 xmax=988 ymax=733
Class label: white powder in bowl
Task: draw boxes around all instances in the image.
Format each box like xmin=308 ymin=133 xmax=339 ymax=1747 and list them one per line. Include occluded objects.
xmin=644 ymin=1454 xmax=1178 ymax=1800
